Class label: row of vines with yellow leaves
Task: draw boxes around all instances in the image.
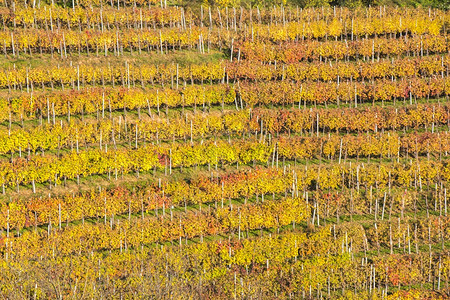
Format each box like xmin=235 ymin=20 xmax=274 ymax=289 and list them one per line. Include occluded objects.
xmin=0 ymin=131 xmax=449 ymax=188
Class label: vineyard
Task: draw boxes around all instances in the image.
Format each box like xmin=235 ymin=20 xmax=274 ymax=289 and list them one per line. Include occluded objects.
xmin=0 ymin=0 xmax=449 ymax=299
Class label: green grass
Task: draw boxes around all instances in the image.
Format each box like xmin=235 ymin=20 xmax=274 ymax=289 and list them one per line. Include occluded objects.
xmin=0 ymin=48 xmax=226 ymax=69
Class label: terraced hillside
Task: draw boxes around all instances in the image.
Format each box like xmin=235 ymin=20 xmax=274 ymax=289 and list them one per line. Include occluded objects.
xmin=0 ymin=2 xmax=449 ymax=299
